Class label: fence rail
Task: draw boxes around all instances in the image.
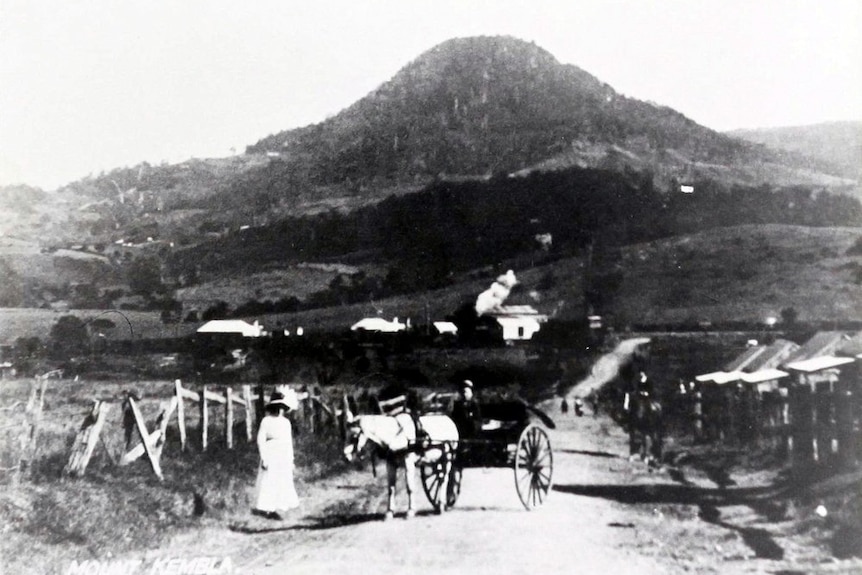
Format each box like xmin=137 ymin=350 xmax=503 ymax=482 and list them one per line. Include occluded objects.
xmin=669 ymin=365 xmax=861 ymax=469
xmin=56 ymin=379 xmax=347 ymax=480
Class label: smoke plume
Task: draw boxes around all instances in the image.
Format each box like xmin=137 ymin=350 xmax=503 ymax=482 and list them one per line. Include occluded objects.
xmin=475 ymin=270 xmax=518 ymax=316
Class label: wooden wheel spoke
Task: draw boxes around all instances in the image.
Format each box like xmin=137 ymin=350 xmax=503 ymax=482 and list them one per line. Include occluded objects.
xmin=514 ymin=424 xmax=553 ymax=511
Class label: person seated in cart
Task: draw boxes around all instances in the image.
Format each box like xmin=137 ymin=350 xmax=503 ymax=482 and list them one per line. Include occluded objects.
xmin=451 ymin=379 xmax=482 ymax=439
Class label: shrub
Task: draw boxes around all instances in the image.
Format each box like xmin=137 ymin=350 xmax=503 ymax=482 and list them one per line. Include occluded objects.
xmin=846 ymin=236 xmax=862 ymax=256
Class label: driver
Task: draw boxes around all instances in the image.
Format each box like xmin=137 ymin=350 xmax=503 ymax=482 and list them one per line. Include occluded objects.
xmin=451 ymin=379 xmax=482 ymax=438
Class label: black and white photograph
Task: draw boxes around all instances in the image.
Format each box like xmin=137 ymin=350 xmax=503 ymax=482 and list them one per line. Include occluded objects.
xmin=1 ymin=1 xmax=861 ymax=573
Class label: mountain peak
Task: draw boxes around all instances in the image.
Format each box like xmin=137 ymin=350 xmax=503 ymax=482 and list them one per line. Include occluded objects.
xmin=245 ymin=36 xmax=850 ymax=193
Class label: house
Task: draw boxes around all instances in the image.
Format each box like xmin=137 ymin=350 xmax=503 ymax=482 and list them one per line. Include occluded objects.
xmin=487 ymin=305 xmax=548 ymax=341
xmin=734 ymin=339 xmax=799 ymax=392
xmin=433 ymin=321 xmax=458 ymax=336
xmin=694 ymin=339 xmax=799 ymax=392
xmin=782 ymin=331 xmax=850 ymax=365
xmin=350 ymin=317 xmax=406 ymax=333
xmin=785 ymin=355 xmax=856 ymax=388
xmin=197 ymin=319 xmax=265 ymax=337
xmin=0 ymin=361 xmax=15 ymax=379
xmin=779 ymin=331 xmax=856 ymax=386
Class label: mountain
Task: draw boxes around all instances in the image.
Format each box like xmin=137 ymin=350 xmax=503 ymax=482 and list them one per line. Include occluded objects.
xmin=8 ymin=36 xmax=857 ymax=247
xmin=3 ymin=36 xmax=861 ymax=321
xmin=244 ymin=35 xmax=857 ymax=193
xmin=729 ymin=121 xmax=862 ymax=180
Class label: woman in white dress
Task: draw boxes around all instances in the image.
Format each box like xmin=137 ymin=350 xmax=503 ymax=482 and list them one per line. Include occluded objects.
xmin=252 ymin=388 xmax=300 ymax=519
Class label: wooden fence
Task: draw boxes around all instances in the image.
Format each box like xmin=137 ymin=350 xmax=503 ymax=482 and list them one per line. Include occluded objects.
xmin=63 ymin=380 xmax=342 ymax=480
xmin=677 ymin=366 xmax=861 ymax=470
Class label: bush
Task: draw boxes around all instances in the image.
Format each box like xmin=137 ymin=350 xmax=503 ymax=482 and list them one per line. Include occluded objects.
xmin=845 ymin=236 xmax=862 ymax=256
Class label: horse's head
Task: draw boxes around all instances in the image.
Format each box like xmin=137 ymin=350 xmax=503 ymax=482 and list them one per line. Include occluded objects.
xmin=341 ymin=394 xmax=370 ymax=463
xmin=343 ymin=420 xmax=371 ymax=462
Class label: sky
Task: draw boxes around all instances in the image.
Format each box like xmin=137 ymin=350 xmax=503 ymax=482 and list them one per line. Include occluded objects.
xmin=1 ymin=0 xmax=860 ymax=190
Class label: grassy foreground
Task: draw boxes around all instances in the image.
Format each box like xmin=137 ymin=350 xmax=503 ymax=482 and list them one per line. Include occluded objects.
xmin=0 ymin=378 xmax=346 ymax=575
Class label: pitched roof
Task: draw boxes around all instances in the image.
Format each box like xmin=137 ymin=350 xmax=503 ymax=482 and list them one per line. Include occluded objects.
xmin=739 ymin=369 xmax=789 ymax=383
xmin=746 ymin=339 xmax=799 ymax=371
xmin=783 ymin=331 xmax=849 ymax=365
xmin=723 ymin=346 xmax=767 ymax=372
xmin=836 ymin=332 xmax=862 ymax=357
xmin=695 ymin=371 xmax=744 ymax=384
xmin=786 ymin=356 xmax=855 ymax=373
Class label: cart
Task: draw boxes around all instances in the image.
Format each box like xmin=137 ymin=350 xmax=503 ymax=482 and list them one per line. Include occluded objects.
xmin=419 ymin=399 xmax=554 ymax=511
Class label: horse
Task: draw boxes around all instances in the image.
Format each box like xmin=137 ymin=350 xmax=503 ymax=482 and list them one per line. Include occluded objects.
xmin=626 ymin=391 xmax=664 ymax=466
xmin=342 ymin=398 xmax=459 ymax=520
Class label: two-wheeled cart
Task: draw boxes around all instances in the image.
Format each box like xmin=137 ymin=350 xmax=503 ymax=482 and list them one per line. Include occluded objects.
xmin=419 ymin=399 xmax=554 ymax=511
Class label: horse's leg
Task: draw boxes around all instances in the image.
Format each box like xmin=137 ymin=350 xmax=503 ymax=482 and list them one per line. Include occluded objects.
xmin=404 ymin=455 xmax=416 ymax=518
xmin=385 ymin=459 xmax=397 ymax=521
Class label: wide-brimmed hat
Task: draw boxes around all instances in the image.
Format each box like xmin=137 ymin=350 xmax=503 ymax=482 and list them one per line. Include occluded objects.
xmin=461 ymin=379 xmax=474 ymax=389
xmin=267 ymin=388 xmax=299 ymax=411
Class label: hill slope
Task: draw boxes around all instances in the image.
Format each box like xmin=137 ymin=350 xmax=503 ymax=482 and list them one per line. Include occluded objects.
xmin=246 ymin=36 xmax=855 ymax=192
xmin=729 ymin=121 xmax=862 ymax=180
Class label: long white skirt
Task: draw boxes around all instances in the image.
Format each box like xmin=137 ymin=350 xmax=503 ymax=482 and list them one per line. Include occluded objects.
xmin=253 ymin=439 xmax=299 ymax=512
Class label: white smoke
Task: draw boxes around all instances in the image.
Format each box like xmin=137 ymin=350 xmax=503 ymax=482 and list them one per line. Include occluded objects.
xmin=475 ymin=270 xmax=518 ymax=316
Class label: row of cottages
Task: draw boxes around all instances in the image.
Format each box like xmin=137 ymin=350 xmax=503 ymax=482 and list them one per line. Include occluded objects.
xmin=349 ymin=307 xmax=548 ymax=342
xmin=692 ymin=331 xmax=862 ymax=461
xmin=694 ymin=331 xmax=859 ymax=393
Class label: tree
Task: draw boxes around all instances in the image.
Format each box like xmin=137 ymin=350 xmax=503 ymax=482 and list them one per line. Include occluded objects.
xmin=127 ymin=256 xmax=165 ymax=296
xmin=49 ymin=315 xmax=89 ymax=359
xmin=780 ymin=307 xmax=798 ymax=327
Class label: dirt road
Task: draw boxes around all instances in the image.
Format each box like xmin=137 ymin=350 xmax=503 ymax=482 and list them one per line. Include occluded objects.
xmin=141 ymin=402 xmax=857 ymax=575
xmin=149 ymin=405 xmax=673 ymax=575
xmin=132 ymin=339 xmax=859 ymax=574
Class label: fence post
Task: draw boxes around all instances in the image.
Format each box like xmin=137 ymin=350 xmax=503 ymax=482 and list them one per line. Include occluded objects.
xmin=200 ymin=384 xmax=209 ymax=451
xmin=692 ymin=389 xmax=703 ymax=440
xmin=125 ymin=395 xmax=164 ymax=481
xmin=778 ymin=387 xmax=790 ymax=460
xmin=835 ymin=378 xmax=856 ymax=469
xmin=175 ymin=379 xmax=187 ymax=451
xmin=243 ymin=384 xmax=253 ymax=442
xmin=256 ymin=383 xmax=265 ymax=431
xmin=63 ymin=400 xmax=111 ymax=477
xmin=225 ymin=387 xmax=234 ymax=449
xmin=308 ymin=392 xmax=316 ymax=435
xmin=17 ymin=377 xmax=47 ymax=482
xmin=790 ymin=377 xmax=815 ymax=469
xmin=814 ymin=379 xmax=834 ymax=465
xmin=152 ymin=397 xmax=178 ymax=461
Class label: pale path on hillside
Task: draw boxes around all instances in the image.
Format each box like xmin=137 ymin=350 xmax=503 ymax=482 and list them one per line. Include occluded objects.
xmin=567 ymin=337 xmax=651 ymax=398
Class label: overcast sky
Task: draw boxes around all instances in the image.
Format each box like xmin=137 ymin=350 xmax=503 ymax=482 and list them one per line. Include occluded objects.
xmin=1 ymin=0 xmax=859 ymax=190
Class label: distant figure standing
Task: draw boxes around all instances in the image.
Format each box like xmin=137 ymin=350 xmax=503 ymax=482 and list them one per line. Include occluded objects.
xmin=573 ymin=397 xmax=584 ymax=417
xmin=253 ymin=389 xmax=300 ymax=520
xmin=561 ymin=397 xmax=569 ymax=414
xmin=589 ymin=390 xmax=600 ymax=417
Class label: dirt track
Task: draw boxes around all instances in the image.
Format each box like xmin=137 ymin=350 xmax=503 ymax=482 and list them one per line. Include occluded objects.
xmin=141 ymin=404 xmax=835 ymax=575
xmin=151 ymin=406 xmax=673 ymax=575
xmin=135 ymin=339 xmax=860 ymax=575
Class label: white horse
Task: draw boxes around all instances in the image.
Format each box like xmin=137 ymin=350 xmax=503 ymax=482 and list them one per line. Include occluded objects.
xmin=342 ymin=400 xmax=459 ymax=520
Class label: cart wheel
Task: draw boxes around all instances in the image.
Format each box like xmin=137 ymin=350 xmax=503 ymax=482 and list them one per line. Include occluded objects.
xmin=420 ymin=449 xmax=461 ymax=510
xmin=514 ymin=424 xmax=553 ymax=510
